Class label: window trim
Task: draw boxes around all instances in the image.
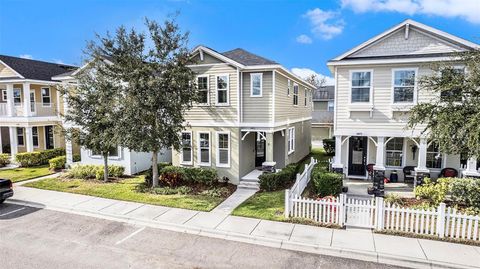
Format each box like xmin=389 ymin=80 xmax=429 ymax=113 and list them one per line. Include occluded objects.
xmin=13 ymin=88 xmax=21 ymax=106
xmin=41 ymin=87 xmax=52 ymax=107
xmin=327 ymin=100 xmax=334 ymax=112
xmin=196 ymin=75 xmax=210 ymax=106
xmin=391 ymin=68 xmax=418 ymax=105
xmin=17 ymin=127 xmax=24 ymax=146
xmin=197 ymin=131 xmax=211 ymax=166
xmin=215 ymin=74 xmax=230 ymax=106
xmin=349 ymin=69 xmax=374 ymax=106
xmin=2 ymin=90 xmax=6 ymax=101
xmin=287 ymin=79 xmax=291 ymax=96
xmin=426 ymin=142 xmax=443 ymax=170
xmin=250 ymin=73 xmax=263 ymax=97
xmin=32 ymin=126 xmax=39 ymax=148
xmin=293 ymin=84 xmax=299 ymax=106
xmin=287 ymin=127 xmax=295 ymax=155
xmin=216 ymin=131 xmax=231 ymax=168
xmin=385 ymin=137 xmax=406 ymax=168
xmin=304 ymin=88 xmax=308 ymax=107
xmin=89 ymin=146 xmax=122 ymax=160
xmin=180 ymin=131 xmax=193 ymax=165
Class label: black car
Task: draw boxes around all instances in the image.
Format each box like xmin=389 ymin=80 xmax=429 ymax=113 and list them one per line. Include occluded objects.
xmin=0 ymin=179 xmax=13 ymax=203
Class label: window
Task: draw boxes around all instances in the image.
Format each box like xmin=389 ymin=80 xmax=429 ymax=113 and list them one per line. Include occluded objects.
xmin=250 ymin=73 xmax=262 ymax=97
xmin=287 ymin=79 xmax=291 ymax=96
xmin=2 ymin=90 xmax=6 ymax=101
xmin=440 ymin=67 xmax=464 ymax=102
xmin=328 ymin=100 xmax=334 ymax=112
xmin=13 ymin=89 xmax=21 ymax=106
xmin=198 ymin=132 xmax=210 ymax=166
xmin=385 ymin=137 xmax=404 ymax=167
xmin=41 ymin=87 xmax=51 ymax=106
xmin=393 ymin=69 xmax=416 ymax=103
xmin=293 ymin=84 xmax=299 ymax=105
xmin=426 ymin=142 xmax=442 ymax=169
xmin=181 ymin=132 xmax=193 ymax=165
xmin=351 ymin=71 xmax=371 ymax=103
xmin=197 ymin=76 xmax=209 ymax=105
xmin=304 ymin=89 xmax=307 ymax=106
xmin=216 ymin=132 xmax=230 ymax=167
xmin=32 ymin=127 xmax=39 ymax=147
xmin=287 ymin=127 xmax=295 ymax=154
xmin=216 ymin=75 xmax=229 ymax=105
xmin=17 ymin=127 xmax=24 ymax=146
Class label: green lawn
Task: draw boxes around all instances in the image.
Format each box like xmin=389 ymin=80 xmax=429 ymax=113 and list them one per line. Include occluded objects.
xmin=0 ymin=165 xmax=54 ymax=183
xmin=24 ymin=176 xmax=227 ymax=211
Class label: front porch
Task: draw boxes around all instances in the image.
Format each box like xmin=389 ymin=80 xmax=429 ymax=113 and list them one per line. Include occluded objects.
xmin=0 ymin=125 xmax=61 ymax=157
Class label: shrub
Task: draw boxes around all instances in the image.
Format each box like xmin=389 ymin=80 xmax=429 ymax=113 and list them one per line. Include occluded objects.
xmin=384 ymin=193 xmax=404 ymax=206
xmin=450 ymin=178 xmax=480 ymax=209
xmin=144 ymin=162 xmax=172 ymax=186
xmin=73 ymin=154 xmax=81 ymax=162
xmin=0 ymin=153 xmax=10 ymax=167
xmin=183 ymin=167 xmax=218 ymax=186
xmin=15 ymin=148 xmax=65 ymax=167
xmin=322 ymin=138 xmax=335 ymax=156
xmin=312 ymin=166 xmax=343 ymax=197
xmin=159 ymin=166 xmax=185 ymax=187
xmin=49 ymin=156 xmax=66 ymax=170
xmin=145 ymin=165 xmax=218 ymax=188
xmin=259 ymin=164 xmax=298 ymax=191
xmin=152 ymin=186 xmax=193 ymax=195
xmin=66 ymin=164 xmax=124 ymax=180
xmin=414 ymin=178 xmax=451 ymax=206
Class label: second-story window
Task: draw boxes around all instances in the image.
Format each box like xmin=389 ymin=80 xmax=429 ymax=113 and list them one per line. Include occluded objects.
xmin=287 ymin=79 xmax=291 ymax=96
xmin=351 ymin=71 xmax=371 ymax=103
xmin=393 ymin=69 xmax=416 ymax=103
xmin=440 ymin=67 xmax=464 ymax=102
xmin=293 ymin=84 xmax=299 ymax=105
xmin=216 ymin=75 xmax=229 ymax=105
xmin=250 ymin=73 xmax=262 ymax=97
xmin=197 ymin=76 xmax=209 ymax=105
xmin=41 ymin=87 xmax=51 ymax=106
xmin=328 ymin=100 xmax=334 ymax=112
xmin=13 ymin=89 xmax=21 ymax=106
xmin=304 ymin=88 xmax=307 ymax=106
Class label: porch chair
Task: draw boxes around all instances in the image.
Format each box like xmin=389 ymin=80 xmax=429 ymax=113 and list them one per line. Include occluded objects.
xmin=403 ymin=166 xmax=416 ymax=183
xmin=440 ymin=167 xmax=458 ymax=178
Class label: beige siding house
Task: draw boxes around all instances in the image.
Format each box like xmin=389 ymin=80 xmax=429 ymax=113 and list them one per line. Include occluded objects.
xmin=312 ymin=86 xmax=334 ymax=144
xmin=172 ymin=46 xmax=315 ymax=186
xmin=328 ymin=19 xmax=480 ymax=182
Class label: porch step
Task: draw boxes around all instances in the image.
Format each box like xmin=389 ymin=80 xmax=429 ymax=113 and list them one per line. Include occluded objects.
xmin=238 ymin=180 xmax=260 ymax=190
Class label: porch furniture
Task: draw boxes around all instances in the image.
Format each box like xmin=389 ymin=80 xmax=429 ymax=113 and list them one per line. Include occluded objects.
xmin=440 ymin=167 xmax=458 ymax=178
xmin=403 ymin=166 xmax=416 ymax=183
xmin=262 ymin=161 xmax=276 ymax=173
xmin=366 ymin=163 xmax=375 ymax=181
xmin=389 ymin=170 xmax=398 ymax=183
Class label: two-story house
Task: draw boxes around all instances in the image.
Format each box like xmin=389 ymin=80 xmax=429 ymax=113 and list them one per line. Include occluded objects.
xmin=172 ymin=46 xmax=315 ymax=186
xmin=328 ymin=19 xmax=480 ymax=181
xmin=312 ymin=85 xmax=334 ymax=145
xmin=0 ymin=55 xmax=78 ymax=157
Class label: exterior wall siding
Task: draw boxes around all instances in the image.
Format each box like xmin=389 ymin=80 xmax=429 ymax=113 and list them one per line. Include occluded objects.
xmin=274 ymin=72 xmax=313 ymax=123
xmin=241 ymin=71 xmax=272 ymax=123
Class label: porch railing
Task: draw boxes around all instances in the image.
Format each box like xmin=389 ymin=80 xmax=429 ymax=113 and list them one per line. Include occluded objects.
xmin=0 ymin=102 xmax=58 ymax=117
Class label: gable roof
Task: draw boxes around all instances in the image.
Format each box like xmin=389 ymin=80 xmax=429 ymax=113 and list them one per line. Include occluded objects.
xmin=329 ymin=19 xmax=479 ymax=63
xmin=313 ymin=86 xmax=334 ymax=100
xmin=0 ymin=55 xmax=78 ymax=82
xmin=221 ymin=48 xmax=277 ymax=66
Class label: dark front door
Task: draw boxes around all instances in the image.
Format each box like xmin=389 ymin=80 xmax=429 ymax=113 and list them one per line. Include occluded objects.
xmin=348 ymin=136 xmax=367 ymax=177
xmin=45 ymin=126 xmax=54 ymax=149
xmin=255 ymin=133 xmax=266 ymax=167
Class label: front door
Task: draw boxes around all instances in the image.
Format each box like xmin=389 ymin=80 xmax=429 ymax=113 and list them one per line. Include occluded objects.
xmin=348 ymin=136 xmax=367 ymax=177
xmin=45 ymin=126 xmax=54 ymax=149
xmin=255 ymin=132 xmax=266 ymax=167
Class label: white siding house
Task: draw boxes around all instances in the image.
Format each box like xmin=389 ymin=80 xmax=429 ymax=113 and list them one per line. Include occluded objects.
xmin=327 ymin=19 xmax=480 ymax=181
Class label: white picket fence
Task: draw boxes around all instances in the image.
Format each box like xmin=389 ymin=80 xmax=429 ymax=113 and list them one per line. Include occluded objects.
xmin=288 ymin=157 xmax=318 ymax=198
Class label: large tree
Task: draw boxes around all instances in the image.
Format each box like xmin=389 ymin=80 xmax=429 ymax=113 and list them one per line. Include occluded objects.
xmin=61 ymin=59 xmax=121 ymax=182
xmin=87 ymin=17 xmax=197 ymax=187
xmin=408 ymin=50 xmax=480 ymax=158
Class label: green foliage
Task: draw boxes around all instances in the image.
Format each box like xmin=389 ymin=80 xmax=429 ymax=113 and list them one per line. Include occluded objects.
xmin=200 ymin=187 xmax=231 ymax=198
xmin=0 ymin=153 xmax=10 ymax=167
xmin=384 ymin=193 xmax=404 ymax=206
xmin=15 ymin=148 xmax=65 ymax=167
xmin=65 ymin=164 xmax=124 ymax=180
xmin=145 ymin=165 xmax=218 ymax=188
xmin=450 ymin=178 xmax=480 ymax=209
xmin=159 ymin=166 xmax=185 ymax=187
xmin=414 ymin=178 xmax=451 ymax=206
xmin=144 ymin=162 xmax=172 ymax=185
xmin=322 ymin=138 xmax=335 ymax=156
xmin=311 ymin=166 xmax=343 ymax=197
xmin=49 ymin=156 xmax=66 ymax=170
xmin=259 ymin=164 xmax=299 ymax=191
xmin=151 ymin=186 xmax=192 ymax=195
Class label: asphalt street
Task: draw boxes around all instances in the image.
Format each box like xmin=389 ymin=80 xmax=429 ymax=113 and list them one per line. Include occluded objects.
xmin=0 ymin=202 xmax=404 ymax=269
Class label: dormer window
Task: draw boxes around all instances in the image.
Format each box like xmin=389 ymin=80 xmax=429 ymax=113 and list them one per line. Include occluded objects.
xmin=197 ymin=76 xmax=209 ymax=105
xmin=393 ymin=69 xmax=416 ymax=103
xmin=250 ymin=73 xmax=262 ymax=97
xmin=351 ymin=71 xmax=371 ymax=103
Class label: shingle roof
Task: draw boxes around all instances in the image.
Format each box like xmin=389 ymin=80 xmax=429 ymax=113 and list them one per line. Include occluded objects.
xmin=313 ymin=86 xmax=335 ymax=100
xmin=221 ymin=48 xmax=277 ymax=66
xmin=0 ymin=55 xmax=78 ymax=81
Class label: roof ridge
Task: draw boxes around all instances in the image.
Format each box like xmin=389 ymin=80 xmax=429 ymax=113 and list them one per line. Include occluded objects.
xmin=0 ymin=54 xmax=78 ymax=68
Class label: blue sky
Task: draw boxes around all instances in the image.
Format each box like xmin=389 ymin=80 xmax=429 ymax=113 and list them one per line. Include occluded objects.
xmin=0 ymin=0 xmax=479 ymax=84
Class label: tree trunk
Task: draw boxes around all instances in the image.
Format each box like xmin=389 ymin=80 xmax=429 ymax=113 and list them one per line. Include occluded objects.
xmin=152 ymin=150 xmax=159 ymax=188
xmin=103 ymin=153 xmax=109 ymax=183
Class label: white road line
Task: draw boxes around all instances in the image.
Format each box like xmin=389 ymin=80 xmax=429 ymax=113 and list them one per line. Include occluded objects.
xmin=0 ymin=207 xmax=25 ymax=217
xmin=115 ymin=226 xmax=146 ymax=245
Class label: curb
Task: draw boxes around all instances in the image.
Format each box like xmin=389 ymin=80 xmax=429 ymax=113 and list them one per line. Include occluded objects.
xmin=6 ymin=198 xmax=477 ymax=269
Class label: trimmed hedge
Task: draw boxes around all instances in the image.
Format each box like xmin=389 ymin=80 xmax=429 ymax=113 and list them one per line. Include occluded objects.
xmin=15 ymin=148 xmax=65 ymax=167
xmin=311 ymin=166 xmax=343 ymax=197
xmin=145 ymin=164 xmax=218 ymax=187
xmin=48 ymin=154 xmax=81 ymax=170
xmin=322 ymin=138 xmax=335 ymax=156
xmin=0 ymin=153 xmax=10 ymax=167
xmin=259 ymin=164 xmax=299 ymax=191
xmin=65 ymin=164 xmax=125 ymax=180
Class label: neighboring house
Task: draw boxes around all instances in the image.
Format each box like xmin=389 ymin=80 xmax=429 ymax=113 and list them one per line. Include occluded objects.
xmin=171 ymin=46 xmax=315 ymax=185
xmin=0 ymin=55 xmax=78 ymax=157
xmin=327 ymin=19 xmax=480 ymax=181
xmin=312 ymin=85 xmax=334 ymax=144
xmin=52 ymin=67 xmax=172 ymax=175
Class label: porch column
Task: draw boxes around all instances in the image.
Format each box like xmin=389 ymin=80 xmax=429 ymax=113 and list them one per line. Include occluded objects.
xmin=332 ymin=135 xmax=343 ymax=173
xmin=25 ymin=126 xmax=34 ymax=152
xmin=23 ymin=83 xmax=31 ymax=117
xmin=463 ymin=157 xmax=480 ymax=178
xmin=414 ymin=137 xmax=429 ymax=187
xmin=8 ymin=126 xmax=18 ymax=159
xmin=265 ymin=132 xmax=274 ymax=163
xmin=65 ymin=138 xmax=74 ymax=167
xmin=6 ymin=84 xmax=14 ymax=116
xmin=374 ymin=136 xmax=385 ymax=170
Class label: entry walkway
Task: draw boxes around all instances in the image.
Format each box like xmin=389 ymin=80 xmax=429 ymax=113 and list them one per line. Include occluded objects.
xmin=5 ymin=185 xmax=480 ymax=269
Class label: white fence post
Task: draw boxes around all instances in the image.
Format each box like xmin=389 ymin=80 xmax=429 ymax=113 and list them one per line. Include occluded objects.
xmin=295 ymin=174 xmax=301 ymax=196
xmin=339 ymin=193 xmax=346 ymax=227
xmin=437 ymin=202 xmax=446 ymax=238
xmin=285 ymin=189 xmax=290 ymax=218
xmin=375 ymin=196 xmax=384 ymax=230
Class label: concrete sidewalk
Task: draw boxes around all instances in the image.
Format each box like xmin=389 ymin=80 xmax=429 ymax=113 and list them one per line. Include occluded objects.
xmin=6 ymin=185 xmax=480 ymax=269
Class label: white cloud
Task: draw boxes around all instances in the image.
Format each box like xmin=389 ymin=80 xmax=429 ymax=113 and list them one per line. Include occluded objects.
xmin=291 ymin=68 xmax=335 ymax=86
xmin=53 ymin=59 xmax=65 ymax=64
xmin=296 ymin=34 xmax=313 ymax=44
xmin=341 ymin=0 xmax=480 ymax=24
xmin=19 ymin=54 xmax=33 ymax=60
xmin=303 ymin=8 xmax=345 ymax=40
